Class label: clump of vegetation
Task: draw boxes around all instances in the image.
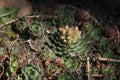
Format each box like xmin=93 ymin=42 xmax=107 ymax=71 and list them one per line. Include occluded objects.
xmin=20 ymin=64 xmax=43 ymax=80
xmin=54 ymin=8 xmax=76 ymax=27
xmin=0 ymin=3 xmax=120 ymax=80
xmin=28 ymin=23 xmax=45 ymax=37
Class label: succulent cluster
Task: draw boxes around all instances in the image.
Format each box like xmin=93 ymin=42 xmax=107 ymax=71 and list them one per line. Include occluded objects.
xmin=12 ymin=18 xmax=28 ymax=33
xmin=21 ymin=64 xmax=43 ymax=80
xmin=28 ymin=23 xmax=45 ymax=37
xmin=12 ymin=18 xmax=46 ymax=39
xmin=46 ymin=25 xmax=91 ymax=57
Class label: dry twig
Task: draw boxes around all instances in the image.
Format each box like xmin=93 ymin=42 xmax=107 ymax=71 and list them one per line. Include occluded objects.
xmin=87 ymin=57 xmax=91 ymax=80
xmin=97 ymin=57 xmax=120 ymax=62
xmin=0 ymin=18 xmax=19 ymax=29
xmin=0 ymin=15 xmax=56 ymax=29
